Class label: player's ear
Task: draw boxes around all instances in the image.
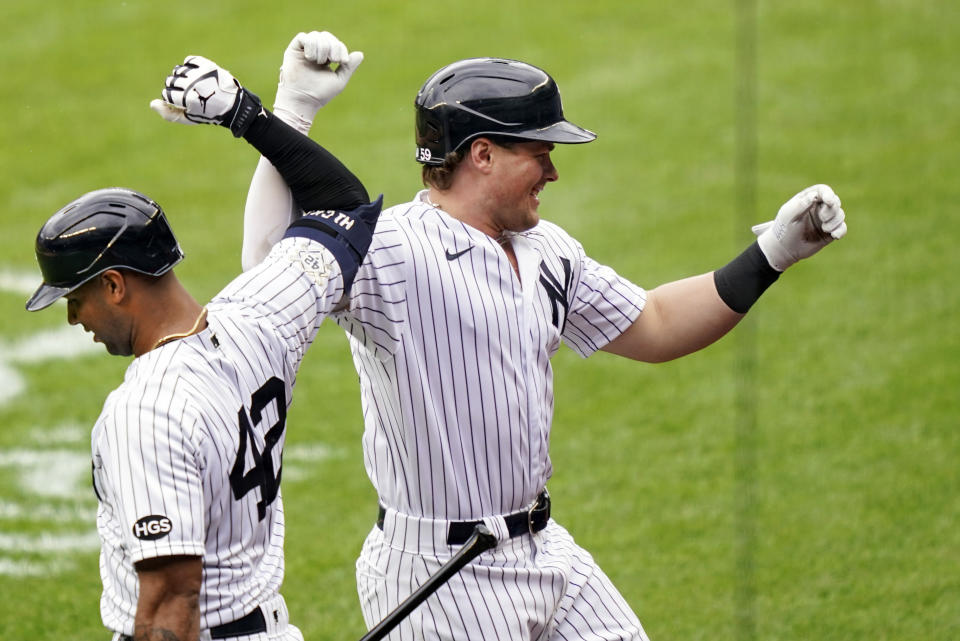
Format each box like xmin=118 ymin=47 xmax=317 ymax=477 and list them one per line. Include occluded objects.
xmin=99 ymin=270 xmax=127 ymax=303
xmin=468 ymin=137 xmax=495 ymax=173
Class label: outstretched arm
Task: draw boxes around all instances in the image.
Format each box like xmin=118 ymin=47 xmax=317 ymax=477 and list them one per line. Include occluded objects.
xmin=152 ymin=51 xmax=367 ymax=210
xmin=603 ymin=184 xmax=847 ymax=362
xmin=240 ymin=110 xmax=369 ymax=212
xmin=603 ymin=272 xmax=742 ymax=363
xmin=242 ymin=31 xmax=364 ymax=268
xmin=151 ymin=53 xmax=377 ymax=291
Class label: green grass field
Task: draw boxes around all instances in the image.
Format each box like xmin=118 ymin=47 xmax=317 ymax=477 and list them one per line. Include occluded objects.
xmin=1 ymin=1 xmax=957 ymax=639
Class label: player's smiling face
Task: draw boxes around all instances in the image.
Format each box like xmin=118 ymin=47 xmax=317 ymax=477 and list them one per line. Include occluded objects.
xmin=487 ymin=140 xmax=558 ymax=232
xmin=66 ymin=276 xmax=133 ymax=357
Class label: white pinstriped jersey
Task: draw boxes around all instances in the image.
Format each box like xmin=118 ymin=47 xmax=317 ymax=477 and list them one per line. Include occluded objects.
xmin=335 ymin=191 xmax=646 ymax=520
xmin=91 ymin=237 xmax=341 ymax=636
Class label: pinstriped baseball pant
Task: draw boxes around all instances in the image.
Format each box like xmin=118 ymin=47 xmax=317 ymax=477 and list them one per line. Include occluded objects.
xmin=356 ymin=514 xmax=649 ymax=641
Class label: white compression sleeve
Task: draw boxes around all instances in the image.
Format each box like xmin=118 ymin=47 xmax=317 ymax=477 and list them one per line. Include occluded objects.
xmin=241 ymin=155 xmax=300 ymax=270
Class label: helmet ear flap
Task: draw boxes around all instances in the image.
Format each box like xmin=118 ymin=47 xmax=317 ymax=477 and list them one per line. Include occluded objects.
xmin=415 ymin=109 xmax=446 ymax=165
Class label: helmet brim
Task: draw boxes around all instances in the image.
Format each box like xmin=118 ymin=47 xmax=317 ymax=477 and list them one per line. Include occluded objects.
xmin=469 ymin=119 xmax=597 ymax=148
xmin=26 ymin=282 xmax=71 ymax=312
xmin=517 ymin=119 xmax=597 ymax=144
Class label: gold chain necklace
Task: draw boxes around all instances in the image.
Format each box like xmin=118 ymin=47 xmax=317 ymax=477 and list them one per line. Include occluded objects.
xmin=151 ymin=307 xmax=208 ymax=351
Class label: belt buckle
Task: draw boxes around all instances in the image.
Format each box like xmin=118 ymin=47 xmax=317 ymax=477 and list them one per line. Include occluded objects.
xmin=527 ymin=490 xmax=549 ymax=534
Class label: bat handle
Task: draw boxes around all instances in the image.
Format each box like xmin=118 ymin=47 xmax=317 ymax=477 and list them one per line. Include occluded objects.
xmin=358 ymin=525 xmax=498 ymax=641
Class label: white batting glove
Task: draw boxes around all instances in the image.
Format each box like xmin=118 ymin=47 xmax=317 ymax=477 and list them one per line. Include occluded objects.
xmin=150 ymin=56 xmax=262 ymax=136
xmin=273 ymin=31 xmax=364 ymax=132
xmin=752 ymin=184 xmax=847 ymax=271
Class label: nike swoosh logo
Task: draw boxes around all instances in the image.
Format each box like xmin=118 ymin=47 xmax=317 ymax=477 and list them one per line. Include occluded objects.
xmin=445 ymin=246 xmax=474 ymax=261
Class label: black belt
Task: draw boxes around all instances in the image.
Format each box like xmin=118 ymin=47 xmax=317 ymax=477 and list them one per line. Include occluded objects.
xmin=209 ymin=607 xmax=268 ymax=639
xmin=376 ymin=491 xmax=551 ymax=545
xmin=118 ymin=606 xmax=266 ymax=641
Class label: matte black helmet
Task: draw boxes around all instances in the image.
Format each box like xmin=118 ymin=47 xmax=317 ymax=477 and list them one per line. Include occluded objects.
xmin=26 ymin=187 xmax=184 ymax=311
xmin=414 ymin=57 xmax=596 ymax=166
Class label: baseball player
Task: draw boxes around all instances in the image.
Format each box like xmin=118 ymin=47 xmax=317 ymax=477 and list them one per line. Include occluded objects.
xmin=26 ymin=33 xmax=377 ymax=641
xmin=159 ymin=42 xmax=847 ymax=640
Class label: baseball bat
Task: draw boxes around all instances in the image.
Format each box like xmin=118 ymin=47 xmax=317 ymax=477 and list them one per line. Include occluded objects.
xmin=358 ymin=524 xmax=498 ymax=641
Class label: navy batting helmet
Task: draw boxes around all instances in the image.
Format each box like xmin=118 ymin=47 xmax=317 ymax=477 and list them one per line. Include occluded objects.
xmin=26 ymin=187 xmax=184 ymax=311
xmin=414 ymin=57 xmax=596 ymax=166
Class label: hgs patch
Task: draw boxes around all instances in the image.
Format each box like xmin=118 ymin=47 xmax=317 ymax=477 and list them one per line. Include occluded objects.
xmin=132 ymin=515 xmax=173 ymax=541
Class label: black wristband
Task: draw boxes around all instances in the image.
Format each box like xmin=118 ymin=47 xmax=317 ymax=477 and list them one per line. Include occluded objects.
xmin=226 ymin=88 xmax=263 ymax=138
xmin=713 ymin=241 xmax=781 ymax=313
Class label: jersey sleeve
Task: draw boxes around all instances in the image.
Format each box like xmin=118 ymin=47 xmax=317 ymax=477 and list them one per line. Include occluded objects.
xmin=209 ymin=236 xmax=344 ymax=371
xmin=96 ymin=393 xmax=206 ymax=563
xmin=563 ymin=249 xmax=647 ymax=358
xmin=333 ymin=216 xmax=407 ymax=360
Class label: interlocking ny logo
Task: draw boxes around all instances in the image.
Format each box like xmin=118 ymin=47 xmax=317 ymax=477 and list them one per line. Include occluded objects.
xmin=538 ymin=258 xmax=572 ymax=331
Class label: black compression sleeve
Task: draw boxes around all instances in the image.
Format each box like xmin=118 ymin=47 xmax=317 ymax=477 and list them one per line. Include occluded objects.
xmin=713 ymin=241 xmax=781 ymax=313
xmin=241 ymin=110 xmax=369 ymax=211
